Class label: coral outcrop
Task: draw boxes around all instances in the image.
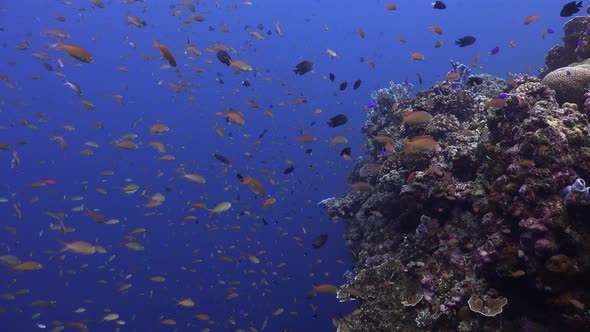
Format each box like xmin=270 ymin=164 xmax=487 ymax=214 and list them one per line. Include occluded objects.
xmin=326 ymin=17 xmax=590 ymax=332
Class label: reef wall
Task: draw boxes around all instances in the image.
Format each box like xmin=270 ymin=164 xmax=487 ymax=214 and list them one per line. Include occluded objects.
xmin=325 ymin=16 xmax=590 ymax=332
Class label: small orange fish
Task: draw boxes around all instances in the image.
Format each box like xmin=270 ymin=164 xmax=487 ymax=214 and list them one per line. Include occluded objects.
xmin=509 ymin=40 xmax=517 ymax=48
xmin=411 ymin=52 xmax=425 ymax=61
xmin=385 ymin=3 xmax=397 ymax=10
xmin=357 ymin=29 xmax=365 ymax=39
xmin=263 ymin=197 xmax=276 ymax=207
xmin=397 ymin=35 xmax=407 ymax=43
xmin=153 ymin=40 xmax=177 ymax=67
xmin=52 ymin=41 xmax=93 ymax=63
xmin=313 ymin=284 xmax=338 ymax=294
xmin=434 ymin=40 xmax=443 ymax=48
xmin=429 ymin=25 xmax=443 ymax=35
xmin=484 ymin=98 xmax=507 ymax=108
xmin=296 ymin=134 xmax=317 ymax=143
xmin=524 ymin=14 xmax=540 ymax=25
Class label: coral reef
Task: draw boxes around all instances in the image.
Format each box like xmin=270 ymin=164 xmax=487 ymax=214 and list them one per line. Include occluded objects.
xmin=540 ymin=16 xmax=590 ymax=78
xmin=325 ymin=21 xmax=590 ymax=332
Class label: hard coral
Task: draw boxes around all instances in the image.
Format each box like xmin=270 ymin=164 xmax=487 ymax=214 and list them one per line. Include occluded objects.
xmin=540 ymin=16 xmax=590 ymax=78
xmin=541 ymin=65 xmax=590 ymax=108
xmin=467 ymin=295 xmax=508 ymax=317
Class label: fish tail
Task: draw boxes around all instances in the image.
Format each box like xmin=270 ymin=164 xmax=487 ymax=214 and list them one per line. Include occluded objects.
xmin=57 ymin=239 xmax=69 ymax=253
xmin=152 ymin=40 xmax=159 ymax=48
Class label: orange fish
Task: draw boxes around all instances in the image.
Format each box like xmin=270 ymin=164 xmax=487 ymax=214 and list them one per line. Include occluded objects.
xmin=58 ymin=240 xmax=96 ymax=255
xmin=484 ymin=98 xmax=507 ymax=108
xmin=524 ymin=14 xmax=540 ymax=25
xmin=434 ymin=40 xmax=443 ymax=48
xmin=10 ymin=261 xmax=43 ymax=272
xmin=263 ymin=197 xmax=276 ymax=206
xmin=313 ymin=284 xmax=338 ymax=294
xmin=402 ymin=136 xmax=440 ymax=153
xmin=296 ymin=134 xmax=317 ymax=143
xmin=385 ymin=3 xmax=397 ymax=10
xmin=509 ymin=40 xmax=517 ymax=48
xmin=411 ymin=52 xmax=425 ymax=61
xmin=153 ymin=40 xmax=177 ymax=67
xmin=52 ymin=41 xmax=93 ymax=63
xmin=242 ymin=176 xmax=265 ymax=197
xmin=429 ymin=25 xmax=443 ymax=35
xmin=397 ymin=35 xmax=407 ymax=43
xmin=226 ymin=111 xmax=245 ymax=125
xmin=357 ymin=29 xmax=365 ymax=38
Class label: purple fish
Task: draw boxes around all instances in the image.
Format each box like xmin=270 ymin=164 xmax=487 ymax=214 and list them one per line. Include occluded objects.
xmin=498 ymin=93 xmax=508 ymax=100
xmin=545 ymin=28 xmax=555 ymax=34
xmin=366 ymin=102 xmax=377 ymax=108
xmin=567 ymin=70 xmax=572 ymax=76
xmin=488 ymin=46 xmax=499 ymax=55
xmin=578 ymin=39 xmax=584 ymax=47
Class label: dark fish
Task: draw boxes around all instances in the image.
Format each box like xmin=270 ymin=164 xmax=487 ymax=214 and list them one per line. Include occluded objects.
xmin=329 ymin=73 xmax=335 ymax=82
xmin=258 ymin=129 xmax=268 ymax=139
xmin=432 ymin=1 xmax=446 ymax=9
xmin=353 ymin=79 xmax=361 ymax=89
xmin=42 ymin=62 xmax=53 ymax=71
xmin=312 ymin=234 xmax=328 ymax=249
xmin=340 ymin=147 xmax=351 ymax=158
xmin=241 ymin=79 xmax=251 ymax=87
xmin=213 ymin=153 xmax=230 ymax=165
xmin=416 ymin=73 xmax=423 ymax=85
xmin=305 ymin=149 xmax=313 ymax=155
xmin=339 ymin=81 xmax=348 ymax=91
xmin=359 ymin=57 xmax=365 ymax=63
xmin=236 ymin=173 xmax=244 ymax=183
xmin=467 ymin=76 xmax=483 ymax=86
xmin=561 ymin=1 xmax=582 ymax=17
xmin=455 ymin=35 xmax=476 ymax=47
xmin=293 ymin=60 xmax=314 ymax=75
xmin=283 ymin=165 xmax=295 ymax=174
xmin=257 ymin=23 xmax=264 ymax=30
xmin=327 ymin=114 xmax=348 ymax=127
xmin=216 ymin=50 xmax=232 ymax=66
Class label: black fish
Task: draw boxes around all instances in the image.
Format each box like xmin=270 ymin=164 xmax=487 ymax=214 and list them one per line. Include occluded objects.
xmin=213 ymin=153 xmax=230 ymax=165
xmin=339 ymin=81 xmax=348 ymax=91
xmin=305 ymin=149 xmax=313 ymax=155
xmin=327 ymin=114 xmax=348 ymax=127
xmin=216 ymin=50 xmax=232 ymax=66
xmin=241 ymin=79 xmax=251 ymax=87
xmin=258 ymin=129 xmax=268 ymax=139
xmin=432 ymin=1 xmax=446 ymax=9
xmin=236 ymin=173 xmax=244 ymax=183
xmin=340 ymin=147 xmax=351 ymax=158
xmin=561 ymin=1 xmax=582 ymax=17
xmin=329 ymin=73 xmax=335 ymax=82
xmin=293 ymin=60 xmax=314 ymax=75
xmin=353 ymin=79 xmax=361 ymax=89
xmin=312 ymin=234 xmax=328 ymax=249
xmin=455 ymin=35 xmax=476 ymax=47
xmin=416 ymin=73 xmax=423 ymax=85
xmin=283 ymin=165 xmax=295 ymax=174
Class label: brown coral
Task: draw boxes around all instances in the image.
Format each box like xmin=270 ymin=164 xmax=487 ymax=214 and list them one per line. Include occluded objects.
xmin=541 ymin=65 xmax=590 ymax=108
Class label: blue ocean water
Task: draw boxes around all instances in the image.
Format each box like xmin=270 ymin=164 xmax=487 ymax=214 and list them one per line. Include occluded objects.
xmin=0 ymin=0 xmax=570 ymax=331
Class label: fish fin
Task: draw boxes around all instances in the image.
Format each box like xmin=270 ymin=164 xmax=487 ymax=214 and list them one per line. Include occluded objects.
xmin=57 ymin=239 xmax=69 ymax=253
